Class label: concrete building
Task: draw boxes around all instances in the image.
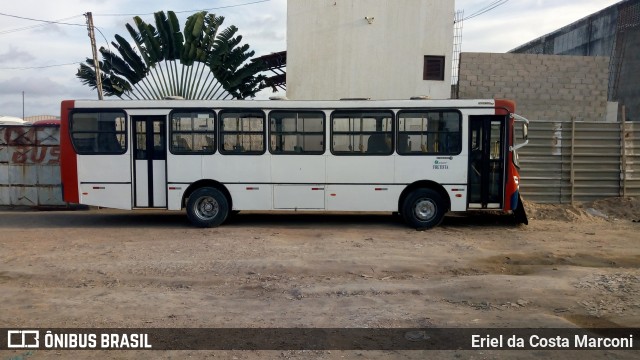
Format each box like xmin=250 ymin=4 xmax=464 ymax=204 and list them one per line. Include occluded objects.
xmin=510 ymin=0 xmax=640 ymax=121
xmin=286 ymin=0 xmax=454 ymax=100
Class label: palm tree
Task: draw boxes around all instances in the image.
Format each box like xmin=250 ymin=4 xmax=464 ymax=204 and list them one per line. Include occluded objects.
xmin=77 ymin=11 xmax=267 ymax=100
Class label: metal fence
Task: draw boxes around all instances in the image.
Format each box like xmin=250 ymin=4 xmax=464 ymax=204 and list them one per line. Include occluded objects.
xmin=0 ymin=125 xmax=64 ymax=206
xmin=519 ymin=119 xmax=640 ymax=203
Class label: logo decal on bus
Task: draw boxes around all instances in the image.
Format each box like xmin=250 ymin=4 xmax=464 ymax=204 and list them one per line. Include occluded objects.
xmin=433 ymin=160 xmax=449 ymax=170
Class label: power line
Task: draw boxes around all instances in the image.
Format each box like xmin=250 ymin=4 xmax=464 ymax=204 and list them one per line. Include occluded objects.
xmin=0 ymin=12 xmax=85 ymax=27
xmin=462 ymin=0 xmax=510 ymax=21
xmin=0 ymin=0 xmax=271 ymax=35
xmin=0 ymin=15 xmax=84 ymax=35
xmin=464 ymin=0 xmax=509 ymax=21
xmin=0 ymin=1 xmax=272 ymax=69
xmin=0 ymin=62 xmax=80 ymax=70
xmin=93 ymin=26 xmax=112 ymax=53
xmin=95 ymin=0 xmax=271 ymax=16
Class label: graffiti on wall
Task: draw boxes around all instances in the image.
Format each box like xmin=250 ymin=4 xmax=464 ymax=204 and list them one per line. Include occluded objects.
xmin=1 ymin=126 xmax=60 ymax=165
xmin=1 ymin=125 xmax=65 ymax=206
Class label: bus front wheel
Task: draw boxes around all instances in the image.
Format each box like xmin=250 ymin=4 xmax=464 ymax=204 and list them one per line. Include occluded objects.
xmin=402 ymin=189 xmax=446 ymax=230
xmin=186 ymin=187 xmax=229 ymax=228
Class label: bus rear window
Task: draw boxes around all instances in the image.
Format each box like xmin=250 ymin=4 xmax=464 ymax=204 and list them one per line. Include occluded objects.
xmin=70 ymin=111 xmax=127 ymax=154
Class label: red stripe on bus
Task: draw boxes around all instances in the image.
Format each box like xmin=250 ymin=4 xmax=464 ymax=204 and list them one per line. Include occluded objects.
xmin=374 ymin=188 xmax=388 ymax=191
xmin=60 ymin=100 xmax=79 ymax=203
xmin=246 ymin=187 xmax=259 ymax=190
xmin=311 ymin=188 xmax=324 ymax=191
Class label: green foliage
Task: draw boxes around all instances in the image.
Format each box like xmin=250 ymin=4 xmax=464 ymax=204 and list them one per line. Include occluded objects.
xmin=76 ymin=11 xmax=267 ymax=100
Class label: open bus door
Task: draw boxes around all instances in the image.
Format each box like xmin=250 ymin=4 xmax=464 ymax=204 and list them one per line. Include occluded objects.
xmin=512 ymin=114 xmax=530 ymax=225
xmin=468 ymin=115 xmax=507 ymax=210
xmin=132 ymin=115 xmax=167 ymax=208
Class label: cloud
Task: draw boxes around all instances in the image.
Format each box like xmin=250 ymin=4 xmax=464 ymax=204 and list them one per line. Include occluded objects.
xmin=244 ymin=15 xmax=286 ymax=42
xmin=457 ymin=0 xmax=621 ymax=52
xmin=31 ymin=23 xmax=71 ymax=36
xmin=0 ymin=76 xmax=71 ymax=96
xmin=0 ymin=0 xmax=623 ymax=116
xmin=0 ymin=46 xmax=35 ymax=64
xmin=0 ymin=75 xmax=95 ymax=117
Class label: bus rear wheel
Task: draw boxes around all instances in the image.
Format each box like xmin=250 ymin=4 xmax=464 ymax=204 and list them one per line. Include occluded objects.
xmin=402 ymin=189 xmax=446 ymax=230
xmin=186 ymin=187 xmax=229 ymax=228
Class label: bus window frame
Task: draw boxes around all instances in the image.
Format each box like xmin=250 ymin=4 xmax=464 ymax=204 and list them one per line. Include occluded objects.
xmin=68 ymin=109 xmax=128 ymax=155
xmin=218 ymin=109 xmax=267 ymax=155
xmin=168 ymin=109 xmax=217 ymax=155
xmin=396 ymin=109 xmax=463 ymax=156
xmin=330 ymin=109 xmax=395 ymax=156
xmin=268 ymin=109 xmax=326 ymax=155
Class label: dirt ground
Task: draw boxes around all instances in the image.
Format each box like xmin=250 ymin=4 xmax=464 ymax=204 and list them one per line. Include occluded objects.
xmin=0 ymin=198 xmax=639 ymax=359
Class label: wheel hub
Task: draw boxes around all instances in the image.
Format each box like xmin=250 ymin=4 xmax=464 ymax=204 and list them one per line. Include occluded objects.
xmin=197 ymin=197 xmax=219 ymax=219
xmin=414 ymin=199 xmax=436 ymax=221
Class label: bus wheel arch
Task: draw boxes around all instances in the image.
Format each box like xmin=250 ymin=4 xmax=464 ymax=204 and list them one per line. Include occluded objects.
xmin=182 ymin=180 xmax=233 ymax=228
xmin=399 ymin=181 xmax=450 ymax=230
xmin=183 ymin=180 xmax=232 ymax=209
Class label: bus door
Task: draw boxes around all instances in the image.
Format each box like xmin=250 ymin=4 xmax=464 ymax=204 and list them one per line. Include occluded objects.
xmin=132 ymin=116 xmax=167 ymax=208
xmin=468 ymin=116 xmax=506 ymax=209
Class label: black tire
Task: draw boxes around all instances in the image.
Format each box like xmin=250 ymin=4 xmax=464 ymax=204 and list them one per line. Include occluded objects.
xmin=186 ymin=187 xmax=229 ymax=228
xmin=401 ymin=189 xmax=447 ymax=230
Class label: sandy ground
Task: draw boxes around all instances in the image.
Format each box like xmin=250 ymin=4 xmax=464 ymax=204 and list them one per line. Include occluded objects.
xmin=0 ymin=198 xmax=639 ymax=359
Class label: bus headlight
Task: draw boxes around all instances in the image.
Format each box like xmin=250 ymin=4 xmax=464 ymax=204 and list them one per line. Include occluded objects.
xmin=513 ymin=176 xmax=520 ymax=191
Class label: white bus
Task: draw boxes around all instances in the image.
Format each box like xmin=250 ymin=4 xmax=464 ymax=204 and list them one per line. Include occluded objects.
xmin=60 ymin=98 xmax=529 ymax=229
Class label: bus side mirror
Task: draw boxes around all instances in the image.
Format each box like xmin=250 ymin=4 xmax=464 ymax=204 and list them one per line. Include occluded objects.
xmin=510 ymin=114 xmax=529 ymax=152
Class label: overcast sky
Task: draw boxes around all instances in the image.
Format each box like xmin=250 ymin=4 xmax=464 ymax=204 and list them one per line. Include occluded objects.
xmin=0 ymin=0 xmax=621 ymax=118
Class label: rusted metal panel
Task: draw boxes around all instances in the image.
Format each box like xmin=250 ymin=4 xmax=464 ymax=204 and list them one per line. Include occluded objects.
xmin=0 ymin=125 xmax=65 ymax=206
xmin=9 ymin=186 xmax=38 ymax=206
xmin=37 ymin=165 xmax=60 ymax=185
xmin=0 ymin=165 xmax=7 ymax=185
xmin=37 ymin=185 xmax=64 ymax=205
xmin=0 ymin=146 xmax=8 ymax=163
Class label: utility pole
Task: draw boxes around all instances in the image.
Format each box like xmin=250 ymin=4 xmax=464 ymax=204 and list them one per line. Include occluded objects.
xmin=85 ymin=12 xmax=104 ymax=100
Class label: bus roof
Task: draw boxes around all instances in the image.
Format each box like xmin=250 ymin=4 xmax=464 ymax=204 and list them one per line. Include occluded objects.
xmin=67 ymin=98 xmax=505 ymax=111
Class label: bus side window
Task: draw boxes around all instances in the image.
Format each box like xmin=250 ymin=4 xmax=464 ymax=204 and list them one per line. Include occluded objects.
xmin=169 ymin=111 xmax=215 ymax=155
xmin=397 ymin=110 xmax=461 ymax=156
xmin=219 ymin=110 xmax=265 ymax=155
xmin=269 ymin=111 xmax=325 ymax=155
xmin=331 ymin=111 xmax=393 ymax=155
xmin=70 ymin=112 xmax=127 ymax=155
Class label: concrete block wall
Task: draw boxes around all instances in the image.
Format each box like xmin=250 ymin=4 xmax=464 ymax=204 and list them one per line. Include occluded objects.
xmin=458 ymin=53 xmax=610 ymax=121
